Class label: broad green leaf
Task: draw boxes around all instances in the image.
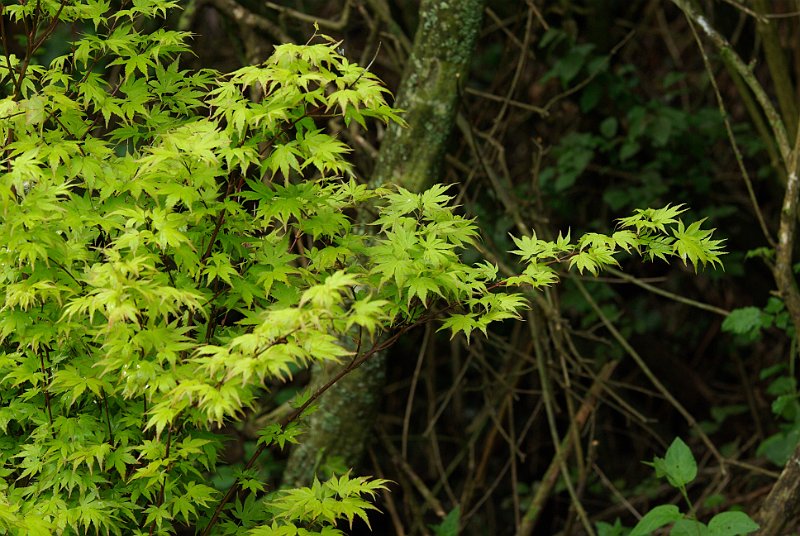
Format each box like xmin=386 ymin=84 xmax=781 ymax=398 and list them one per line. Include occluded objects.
xmin=721 ymin=307 xmax=762 ymax=336
xmin=707 ymin=511 xmax=759 ymax=535
xmin=629 ymin=504 xmax=682 ymax=536
xmin=431 ymin=507 xmax=460 ymax=536
xmin=653 ymin=437 xmax=697 ymax=489
xmin=670 ymin=518 xmax=710 ymax=536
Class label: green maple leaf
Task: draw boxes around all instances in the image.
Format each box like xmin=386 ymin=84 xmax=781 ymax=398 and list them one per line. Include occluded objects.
xmin=406 ymin=276 xmax=441 ymax=306
xmin=672 ymin=219 xmax=725 ymax=270
xmin=439 ymin=314 xmax=477 ymax=342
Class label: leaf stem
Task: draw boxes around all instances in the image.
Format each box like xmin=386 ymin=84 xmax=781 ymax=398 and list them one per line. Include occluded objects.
xmin=199 ymin=318 xmax=424 ymax=535
xmin=40 ymin=347 xmax=54 ymax=438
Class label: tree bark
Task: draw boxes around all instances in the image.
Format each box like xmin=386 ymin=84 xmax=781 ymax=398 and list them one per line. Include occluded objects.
xmin=754 ymin=439 xmax=800 ymax=536
xmin=282 ymin=0 xmax=487 ymax=488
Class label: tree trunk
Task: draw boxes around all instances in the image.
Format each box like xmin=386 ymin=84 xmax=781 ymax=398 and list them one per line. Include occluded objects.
xmin=754 ymin=439 xmax=800 ymax=536
xmin=282 ymin=0 xmax=487 ymax=488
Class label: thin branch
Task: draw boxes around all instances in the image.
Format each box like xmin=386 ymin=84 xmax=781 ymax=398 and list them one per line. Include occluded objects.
xmin=265 ymin=0 xmax=351 ymax=31
xmin=147 ymin=426 xmax=172 ymax=535
xmin=751 ymin=0 xmax=797 ymax=138
xmin=100 ymin=388 xmax=114 ymax=443
xmin=669 ymin=0 xmax=791 ymax=165
xmin=719 ymin=0 xmax=767 ymax=23
xmin=0 ymin=4 xmax=19 ymax=91
xmin=362 ymin=0 xmax=412 ymax=54
xmin=378 ymin=428 xmax=446 ymax=518
xmin=464 ymin=87 xmax=548 ymax=115
xmin=486 ymin=2 xmax=534 ymax=141
xmin=40 ymin=347 xmax=55 ymax=438
xmin=573 ymin=278 xmax=727 ymax=473
xmin=528 ymin=309 xmax=596 ymax=536
xmin=401 ymin=323 xmax=431 ymax=460
xmin=684 ymin=17 xmax=776 ymax=247
xmin=12 ymin=0 xmax=69 ymax=99
xmin=206 ymin=0 xmax=293 ymax=44
xmin=543 ymin=30 xmax=635 ymax=114
xmin=517 ymin=360 xmax=617 ymax=536
xmin=602 ymin=267 xmax=730 ymax=316
xmin=199 ymin=318 xmax=426 ymax=535
xmin=774 ymin=122 xmax=800 ymax=336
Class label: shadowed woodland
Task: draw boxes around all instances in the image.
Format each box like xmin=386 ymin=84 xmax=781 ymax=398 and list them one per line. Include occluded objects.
xmin=4 ymin=0 xmax=800 ymax=534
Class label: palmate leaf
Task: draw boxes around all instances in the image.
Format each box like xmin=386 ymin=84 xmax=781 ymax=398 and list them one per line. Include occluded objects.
xmin=506 ymin=262 xmax=559 ymax=288
xmin=640 ymin=234 xmax=674 ymax=262
xmin=507 ymin=206 xmax=724 ymax=290
xmin=378 ymin=187 xmax=423 ymax=221
xmin=612 ymin=229 xmax=638 ymax=252
xmin=419 ymin=183 xmax=455 ymax=213
xmin=266 ymin=473 xmax=387 ymax=531
xmin=257 ymin=422 xmax=304 ymax=449
xmin=73 ymin=494 xmax=125 ymax=535
xmin=617 ymin=203 xmax=687 ymax=233
xmin=300 ymin=270 xmax=359 ymax=308
xmin=331 ymin=496 xmax=378 ymax=530
xmin=170 ymin=494 xmax=197 ymax=524
xmin=578 ymin=232 xmax=615 ymax=250
xmin=510 ymin=230 xmax=571 ymax=262
xmin=346 ymin=297 xmax=390 ymax=336
xmin=671 ymin=219 xmax=725 ymax=270
xmin=144 ymin=401 xmax=182 ymax=437
xmin=569 ymin=250 xmax=600 ymax=275
xmin=299 ymin=130 xmax=352 ymax=176
xmin=593 ymin=244 xmax=619 ymax=264
xmin=439 ymin=313 xmax=478 ymax=343
xmin=253 ymin=182 xmax=319 ymax=226
xmin=299 ymin=206 xmax=351 ymax=240
xmin=406 ymin=275 xmax=442 ymax=306
xmin=106 ymin=447 xmax=136 ymax=480
xmin=265 ymin=142 xmax=303 ymax=179
xmin=52 ymin=366 xmax=114 ymax=406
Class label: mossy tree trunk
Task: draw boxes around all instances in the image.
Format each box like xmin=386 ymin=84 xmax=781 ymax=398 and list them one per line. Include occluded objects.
xmin=282 ymin=0 xmax=487 ymax=488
